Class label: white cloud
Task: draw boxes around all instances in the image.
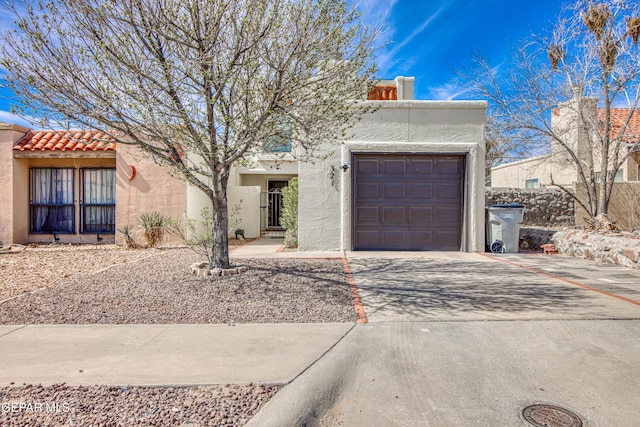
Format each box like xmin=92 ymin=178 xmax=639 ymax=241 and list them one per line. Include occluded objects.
xmin=376 ymin=6 xmax=445 ymax=75
xmin=0 ymin=110 xmax=32 ymax=127
xmin=358 ymin=0 xmax=399 ymax=26
xmin=426 ymin=81 xmax=474 ymax=101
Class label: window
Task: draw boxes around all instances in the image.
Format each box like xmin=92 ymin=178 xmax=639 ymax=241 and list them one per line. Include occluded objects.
xmin=595 ymin=169 xmax=624 ymax=183
xmin=81 ymin=168 xmax=116 ymax=233
xmin=264 ymin=127 xmax=292 ymax=153
xmin=525 ymin=178 xmax=539 ymax=188
xmin=30 ymin=168 xmax=75 ymax=233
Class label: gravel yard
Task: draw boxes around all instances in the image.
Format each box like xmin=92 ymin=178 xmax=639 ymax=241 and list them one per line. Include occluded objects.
xmin=0 ymin=248 xmax=356 ymax=324
xmin=0 ymin=245 xmax=354 ymax=425
xmin=0 ymin=383 xmax=277 ymax=426
xmin=0 ymin=245 xmax=154 ymax=302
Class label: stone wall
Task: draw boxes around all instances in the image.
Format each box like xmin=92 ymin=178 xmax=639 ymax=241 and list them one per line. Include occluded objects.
xmin=553 ymin=230 xmax=640 ymax=269
xmin=519 ymin=227 xmax=557 ymax=251
xmin=486 ymin=187 xmax=575 ymax=227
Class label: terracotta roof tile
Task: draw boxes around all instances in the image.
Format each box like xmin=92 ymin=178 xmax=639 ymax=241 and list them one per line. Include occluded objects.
xmin=600 ymin=109 xmax=640 ymax=143
xmin=368 ymin=85 xmax=398 ymax=100
xmin=13 ymin=130 xmax=116 ymax=152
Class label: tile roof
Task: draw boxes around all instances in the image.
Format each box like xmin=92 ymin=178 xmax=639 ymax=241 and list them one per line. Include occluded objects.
xmin=601 ymin=109 xmax=640 ymax=143
xmin=368 ymin=85 xmax=398 ymax=101
xmin=13 ymin=130 xmax=116 ymax=152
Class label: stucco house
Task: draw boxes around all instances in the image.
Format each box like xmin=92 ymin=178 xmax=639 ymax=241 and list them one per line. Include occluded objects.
xmin=491 ymin=97 xmax=640 ymax=189
xmin=1 ymin=76 xmax=487 ymax=252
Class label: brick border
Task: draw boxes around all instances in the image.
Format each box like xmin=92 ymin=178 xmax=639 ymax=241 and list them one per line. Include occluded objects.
xmin=342 ymin=258 xmax=368 ymax=324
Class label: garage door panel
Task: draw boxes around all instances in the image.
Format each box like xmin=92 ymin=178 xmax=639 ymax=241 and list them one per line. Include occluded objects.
xmin=409 ymin=207 xmax=432 ymax=223
xmin=408 ymin=231 xmax=433 ymax=249
xmin=436 ymin=183 xmax=461 ymax=199
xmin=357 ymin=158 xmax=380 ymax=175
xmin=356 ymin=183 xmax=379 ymax=198
xmin=437 ymin=159 xmax=462 ymax=175
xmin=409 ymin=183 xmax=433 ymax=199
xmin=356 ymin=206 xmax=380 ymax=223
xmin=434 ymin=207 xmax=461 ymax=224
xmin=433 ymin=230 xmax=462 ymax=250
xmin=383 ymin=183 xmax=406 ymax=198
xmin=382 ymin=230 xmax=406 ymax=248
xmin=383 ymin=159 xmax=407 ymax=175
xmin=353 ymin=154 xmax=463 ymax=251
xmin=409 ymin=158 xmax=434 ymax=175
xmin=382 ymin=206 xmax=406 ymax=224
xmin=355 ymin=230 xmax=380 ymax=247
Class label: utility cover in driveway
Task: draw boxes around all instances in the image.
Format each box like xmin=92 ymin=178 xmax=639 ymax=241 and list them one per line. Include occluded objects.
xmin=352 ymin=154 xmax=464 ymax=250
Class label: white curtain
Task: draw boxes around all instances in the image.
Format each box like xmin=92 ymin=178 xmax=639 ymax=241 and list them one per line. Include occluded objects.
xmin=30 ymin=168 xmax=74 ymax=233
xmin=82 ymin=169 xmax=116 ymax=232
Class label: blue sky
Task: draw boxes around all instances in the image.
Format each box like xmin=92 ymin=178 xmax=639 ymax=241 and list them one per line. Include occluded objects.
xmin=0 ymin=0 xmax=564 ymax=126
xmin=363 ymin=0 xmax=564 ymax=100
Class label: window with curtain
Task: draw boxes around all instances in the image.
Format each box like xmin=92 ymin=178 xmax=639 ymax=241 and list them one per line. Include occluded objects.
xmin=30 ymin=168 xmax=75 ymax=233
xmin=81 ymin=168 xmax=116 ymax=233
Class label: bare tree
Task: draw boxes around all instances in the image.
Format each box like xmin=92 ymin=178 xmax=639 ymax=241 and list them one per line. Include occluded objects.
xmin=0 ymin=0 xmax=377 ymax=268
xmin=467 ymin=0 xmax=640 ymax=223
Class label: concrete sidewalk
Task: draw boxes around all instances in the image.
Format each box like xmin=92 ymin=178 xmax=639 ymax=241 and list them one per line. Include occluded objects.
xmin=0 ymin=323 xmax=353 ymax=386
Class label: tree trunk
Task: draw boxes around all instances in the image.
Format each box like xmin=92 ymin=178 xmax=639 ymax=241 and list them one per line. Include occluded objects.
xmin=209 ymin=169 xmax=230 ymax=269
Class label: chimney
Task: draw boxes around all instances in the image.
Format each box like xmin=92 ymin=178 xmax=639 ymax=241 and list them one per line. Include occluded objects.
xmin=395 ymin=76 xmax=415 ymax=100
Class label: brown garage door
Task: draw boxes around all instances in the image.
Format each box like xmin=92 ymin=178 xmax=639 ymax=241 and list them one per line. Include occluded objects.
xmin=352 ymin=154 xmax=464 ymax=251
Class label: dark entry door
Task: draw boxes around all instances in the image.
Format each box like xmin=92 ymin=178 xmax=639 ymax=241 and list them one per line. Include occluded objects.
xmin=267 ymin=180 xmax=288 ymax=228
xmin=352 ymin=154 xmax=464 ymax=250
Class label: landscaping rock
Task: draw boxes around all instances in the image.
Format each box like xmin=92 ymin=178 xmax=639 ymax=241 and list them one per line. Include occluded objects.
xmin=0 ymin=250 xmax=355 ymax=324
xmin=553 ymin=229 xmax=640 ymax=268
xmin=0 ymin=383 xmax=277 ymax=427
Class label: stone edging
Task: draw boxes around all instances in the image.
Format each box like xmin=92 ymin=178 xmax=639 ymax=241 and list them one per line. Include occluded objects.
xmin=190 ymin=262 xmax=249 ymax=277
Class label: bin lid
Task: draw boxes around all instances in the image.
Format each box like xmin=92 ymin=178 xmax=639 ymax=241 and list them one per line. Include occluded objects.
xmin=489 ymin=203 xmax=525 ymax=209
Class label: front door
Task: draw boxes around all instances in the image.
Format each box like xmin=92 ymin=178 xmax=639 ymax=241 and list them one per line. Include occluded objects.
xmin=267 ymin=180 xmax=289 ymax=228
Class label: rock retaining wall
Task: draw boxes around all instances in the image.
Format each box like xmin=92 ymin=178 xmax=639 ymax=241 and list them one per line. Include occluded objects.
xmin=519 ymin=228 xmax=558 ymax=251
xmin=486 ymin=188 xmax=574 ymax=226
xmin=553 ymin=230 xmax=640 ymax=269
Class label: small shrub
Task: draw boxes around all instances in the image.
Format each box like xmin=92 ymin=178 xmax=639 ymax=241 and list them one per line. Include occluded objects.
xmin=235 ymin=228 xmax=245 ymax=239
xmin=137 ymin=212 xmax=171 ymax=248
xmin=117 ymin=225 xmax=138 ymax=249
xmin=281 ymin=177 xmax=298 ymax=248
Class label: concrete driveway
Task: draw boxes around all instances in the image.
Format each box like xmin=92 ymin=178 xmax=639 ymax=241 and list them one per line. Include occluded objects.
xmin=347 ymin=251 xmax=640 ymax=322
xmin=250 ymin=252 xmax=640 ymax=427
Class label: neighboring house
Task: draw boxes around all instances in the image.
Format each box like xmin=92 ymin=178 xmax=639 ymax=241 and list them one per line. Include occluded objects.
xmin=1 ymin=76 xmax=487 ymax=252
xmin=491 ymin=97 xmax=640 ymax=189
xmin=0 ymin=125 xmax=186 ymax=246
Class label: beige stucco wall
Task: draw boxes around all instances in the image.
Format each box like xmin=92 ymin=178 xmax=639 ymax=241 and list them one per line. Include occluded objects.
xmin=492 ymin=151 xmax=640 ymax=188
xmin=575 ymin=182 xmax=640 ymax=230
xmin=239 ymin=173 xmax=296 ymax=233
xmin=0 ymin=123 xmax=29 ymax=245
xmin=298 ymin=100 xmax=487 ymax=252
xmin=623 ymin=153 xmax=640 ymax=181
xmin=12 ymin=158 xmax=29 ymax=244
xmin=115 ymin=144 xmax=187 ymax=246
xmin=185 ymin=184 xmax=263 ymax=239
xmin=228 ymin=186 xmax=261 ymax=238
